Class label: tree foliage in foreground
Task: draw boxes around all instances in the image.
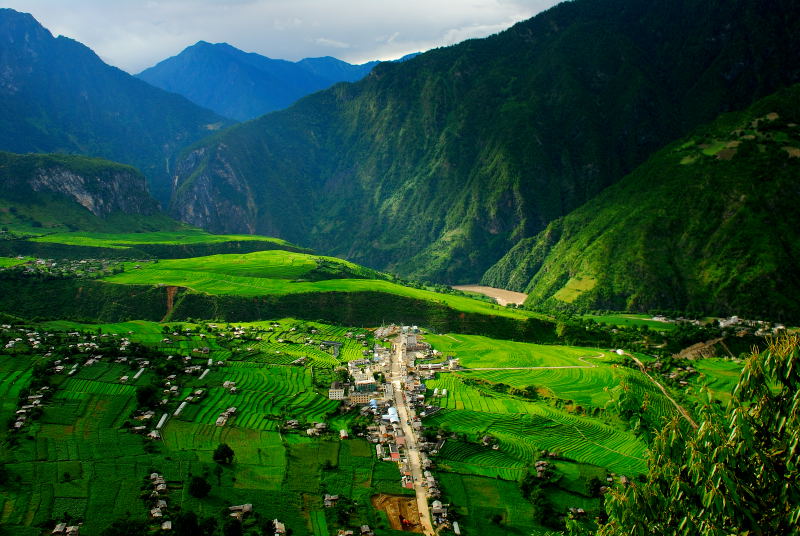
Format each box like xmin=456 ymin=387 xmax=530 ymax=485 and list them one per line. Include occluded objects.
xmin=600 ymin=336 xmax=800 ymax=536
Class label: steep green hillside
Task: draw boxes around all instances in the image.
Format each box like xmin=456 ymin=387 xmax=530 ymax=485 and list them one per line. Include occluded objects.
xmin=0 ymin=151 xmax=175 ymax=233
xmin=170 ymin=0 xmax=800 ymax=283
xmin=483 ymin=85 xmax=800 ymax=321
xmin=0 ymin=9 xmax=232 ymax=203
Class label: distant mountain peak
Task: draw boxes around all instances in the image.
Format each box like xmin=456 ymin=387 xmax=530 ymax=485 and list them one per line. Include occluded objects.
xmin=0 ymin=8 xmax=53 ymax=44
xmin=136 ymin=42 xmax=383 ymax=120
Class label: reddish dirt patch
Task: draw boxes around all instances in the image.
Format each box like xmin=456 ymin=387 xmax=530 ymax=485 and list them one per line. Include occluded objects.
xmin=163 ymin=286 xmax=179 ymax=321
xmin=371 ymin=494 xmax=423 ymax=533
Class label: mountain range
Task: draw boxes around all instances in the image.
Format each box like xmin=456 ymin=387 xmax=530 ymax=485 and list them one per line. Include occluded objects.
xmin=0 ymin=8 xmax=231 ymax=204
xmin=168 ymin=0 xmax=800 ymax=291
xmin=136 ymin=42 xmax=389 ymax=121
xmin=1 ymin=1 xmax=799 ymax=320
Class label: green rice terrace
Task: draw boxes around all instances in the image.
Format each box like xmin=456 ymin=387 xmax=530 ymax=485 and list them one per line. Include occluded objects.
xmin=0 ymin=312 xmax=746 ymax=535
xmin=416 ymin=333 xmax=704 ymax=535
xmin=0 ymin=318 xmax=415 ymax=535
xmin=0 ymin=231 xmax=750 ymax=536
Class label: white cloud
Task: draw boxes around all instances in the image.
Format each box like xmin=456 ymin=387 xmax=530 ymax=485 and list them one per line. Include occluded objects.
xmin=314 ymin=37 xmax=351 ymax=49
xmin=1 ymin=0 xmax=561 ymax=72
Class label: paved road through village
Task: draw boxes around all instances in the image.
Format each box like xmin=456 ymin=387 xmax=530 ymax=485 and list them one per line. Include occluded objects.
xmin=391 ymin=336 xmax=436 ymax=536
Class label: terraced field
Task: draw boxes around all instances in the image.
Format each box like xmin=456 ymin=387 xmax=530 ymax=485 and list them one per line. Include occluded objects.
xmin=458 ymin=367 xmax=617 ymax=407
xmin=422 ymin=331 xmax=670 ymax=515
xmin=436 ymin=439 xmax=527 ymax=480
xmin=179 ymin=365 xmax=337 ymax=430
xmin=427 ymin=407 xmax=647 ymax=476
xmin=425 ymin=333 xmax=598 ymax=368
xmin=0 ymin=318 xmax=409 ymax=535
xmin=693 ymin=358 xmax=743 ymax=403
xmin=29 ymin=229 xmax=296 ymax=249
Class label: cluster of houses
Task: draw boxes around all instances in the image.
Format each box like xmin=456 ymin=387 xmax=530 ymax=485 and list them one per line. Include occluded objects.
xmin=147 ymin=472 xmax=173 ymax=531
xmin=0 ymin=256 xmax=131 ymax=278
xmin=228 ymin=503 xmax=252 ymax=521
xmin=327 ymin=346 xmax=394 ymax=404
xmin=215 ymin=406 xmax=237 ymax=427
xmin=11 ymin=385 xmax=49 ymax=431
xmin=51 ymin=523 xmax=80 ymax=535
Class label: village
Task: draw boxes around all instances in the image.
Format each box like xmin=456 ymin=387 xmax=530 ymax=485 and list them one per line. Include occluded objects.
xmin=0 ymin=318 xmax=469 ymax=535
xmin=320 ymin=326 xmax=462 ymax=536
xmin=2 ymin=312 xmax=783 ymax=535
xmin=0 ymin=255 xmax=135 ymax=279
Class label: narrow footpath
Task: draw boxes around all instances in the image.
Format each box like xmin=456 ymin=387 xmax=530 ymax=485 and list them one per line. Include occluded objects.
xmin=626 ymin=352 xmax=698 ymax=429
xmin=391 ymin=338 xmax=436 ymax=536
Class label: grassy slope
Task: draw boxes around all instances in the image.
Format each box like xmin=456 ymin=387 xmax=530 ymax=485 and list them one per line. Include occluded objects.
xmin=0 ymin=257 xmax=30 ymax=267
xmin=29 ymin=229 xmax=299 ymax=250
xmin=101 ymin=251 xmax=534 ymax=320
xmin=0 ymin=233 xmax=554 ymax=338
xmin=483 ymin=85 xmax=800 ymax=321
xmin=582 ymin=314 xmax=679 ymax=331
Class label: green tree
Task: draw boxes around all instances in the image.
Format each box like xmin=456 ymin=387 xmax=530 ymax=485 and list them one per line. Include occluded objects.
xmin=136 ymin=384 xmax=159 ymax=408
xmin=223 ymin=519 xmax=243 ymax=536
xmin=600 ymin=336 xmax=800 ymax=536
xmin=188 ymin=475 xmax=211 ymax=498
xmin=174 ymin=511 xmax=199 ymax=536
xmin=213 ymin=443 xmax=235 ymax=465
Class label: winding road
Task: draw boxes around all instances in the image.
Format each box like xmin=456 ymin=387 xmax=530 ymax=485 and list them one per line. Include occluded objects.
xmin=391 ymin=337 xmax=436 ymax=536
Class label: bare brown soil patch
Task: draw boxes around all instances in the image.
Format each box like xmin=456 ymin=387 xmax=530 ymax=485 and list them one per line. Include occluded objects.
xmin=163 ymin=286 xmax=179 ymax=321
xmin=371 ymin=494 xmax=423 ymax=532
xmin=452 ymin=285 xmax=528 ymax=306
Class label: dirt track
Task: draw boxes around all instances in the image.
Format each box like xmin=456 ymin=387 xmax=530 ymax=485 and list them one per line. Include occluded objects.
xmin=371 ymin=494 xmax=423 ymax=532
xmin=451 ymin=284 xmax=528 ymax=306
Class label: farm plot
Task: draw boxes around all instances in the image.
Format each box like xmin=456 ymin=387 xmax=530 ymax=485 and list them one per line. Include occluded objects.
xmin=437 ymin=473 xmax=542 ymax=536
xmin=425 ymin=334 xmax=601 ymax=368
xmin=435 ymin=439 xmax=527 ymax=480
xmin=180 ymin=364 xmax=337 ymax=428
xmin=426 ymin=407 xmax=647 ymax=476
xmin=693 ymin=358 xmax=742 ymax=403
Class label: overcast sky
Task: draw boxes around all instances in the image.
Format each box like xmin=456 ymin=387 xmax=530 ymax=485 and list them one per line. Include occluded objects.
xmin=3 ymin=0 xmax=561 ymax=73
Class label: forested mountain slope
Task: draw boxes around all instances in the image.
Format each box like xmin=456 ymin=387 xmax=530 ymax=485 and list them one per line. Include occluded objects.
xmin=0 ymin=9 xmax=231 ymax=204
xmin=170 ymin=0 xmax=800 ymax=283
xmin=0 ymin=151 xmax=174 ymax=232
xmin=483 ymin=85 xmax=800 ymax=321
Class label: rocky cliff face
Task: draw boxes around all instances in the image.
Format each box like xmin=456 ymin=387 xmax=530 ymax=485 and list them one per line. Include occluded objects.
xmin=0 ymin=151 xmax=160 ymax=218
